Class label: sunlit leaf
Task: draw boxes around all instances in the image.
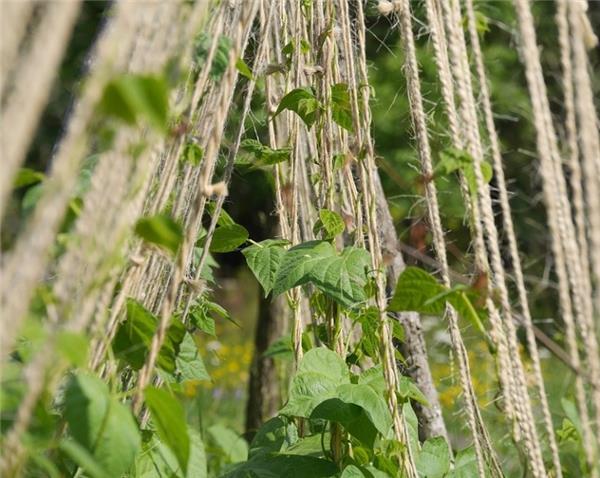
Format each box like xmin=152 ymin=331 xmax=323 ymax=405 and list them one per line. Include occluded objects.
xmin=243 ymin=239 xmax=288 ymax=295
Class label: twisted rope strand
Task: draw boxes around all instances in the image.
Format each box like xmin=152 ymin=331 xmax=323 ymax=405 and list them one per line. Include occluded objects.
xmin=464 ymin=0 xmax=562 ymax=473
xmin=0 ymin=0 xmax=81 ymax=216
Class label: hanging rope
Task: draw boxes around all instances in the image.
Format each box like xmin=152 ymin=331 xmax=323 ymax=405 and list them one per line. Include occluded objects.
xmin=464 ymin=0 xmax=562 ymax=473
xmin=0 ymin=0 xmax=140 ymax=357
xmin=383 ymin=0 xmax=500 ymax=475
xmin=568 ymin=0 xmax=600 ymax=319
xmin=0 ymin=2 xmax=203 ymax=472
xmin=0 ymin=0 xmax=81 ymax=216
xmin=444 ymin=0 xmax=546 ymax=474
xmin=513 ymin=0 xmax=599 ymax=470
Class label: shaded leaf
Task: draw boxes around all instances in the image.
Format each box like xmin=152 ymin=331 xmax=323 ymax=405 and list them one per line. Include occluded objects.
xmin=274 ymin=87 xmax=321 ymax=128
xmin=331 ymin=83 xmax=353 ymax=132
xmin=176 ymin=333 xmax=209 ymax=382
xmin=181 ymin=142 xmax=203 ymax=167
xmin=63 ymin=374 xmax=140 ymax=477
xmin=194 ymin=34 xmax=231 ymax=79
xmin=199 ymin=224 xmax=249 ymax=253
xmin=59 ymin=439 xmax=109 ymax=478
xmin=56 ymin=331 xmax=89 ymax=367
xmin=235 ymin=58 xmax=254 ymax=80
xmin=248 ymin=417 xmax=289 ymax=458
xmin=208 ymin=424 xmax=248 ymax=463
xmin=221 ymin=454 xmax=337 ymax=478
xmin=135 ymin=214 xmax=183 ymax=255
xmin=99 ymin=74 xmax=169 ymax=130
xmin=341 ymin=465 xmax=366 ymax=478
xmin=14 ymin=168 xmax=45 ymax=189
xmin=144 ymin=387 xmax=190 ymax=474
xmin=263 ymin=335 xmax=293 ymax=360
xmin=112 ymin=298 xmax=185 ymax=373
xmin=416 ymin=437 xmax=451 ymax=478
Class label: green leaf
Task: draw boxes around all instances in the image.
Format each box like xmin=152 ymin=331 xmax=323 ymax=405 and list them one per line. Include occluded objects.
xmin=451 ymin=447 xmax=478 ymax=478
xmin=189 ymin=303 xmax=216 ymax=336
xmin=134 ymin=428 xmax=207 ymax=478
xmin=309 ymin=246 xmax=371 ymax=308
xmin=274 ymin=87 xmax=321 ymax=128
xmin=403 ymin=402 xmax=420 ymax=457
xmin=56 ymin=331 xmax=89 ymax=366
xmin=59 ymin=439 xmax=110 ymax=478
xmin=144 ymin=387 xmax=190 ymax=474
xmin=112 ymin=299 xmax=185 ymax=373
xmin=331 ymin=83 xmax=354 ymax=132
xmin=297 ymin=346 xmax=349 ymax=383
xmin=271 ymin=241 xmax=370 ymax=307
xmin=194 ymin=34 xmax=231 ymax=79
xmin=358 ymin=365 xmax=387 ymax=395
xmin=207 ymin=201 xmax=235 ymax=226
xmin=99 ymin=74 xmax=169 ymax=131
xmin=181 ymin=142 xmax=203 ymax=167
xmin=313 ymin=209 xmax=345 ymax=239
xmin=186 ymin=429 xmax=208 ymax=478
xmin=221 ymin=455 xmax=337 ymax=478
xmin=389 ymin=267 xmax=446 ymax=314
xmin=446 ymin=291 xmax=487 ymax=338
xmin=281 ymin=347 xmax=350 ymax=417
xmin=242 ymin=239 xmax=288 ymax=295
xmin=176 ymin=333 xmax=210 ymax=382
xmin=337 ymin=383 xmax=392 ymax=438
xmin=417 ymin=437 xmax=451 ymax=478
xmin=208 ymin=424 xmax=248 ymax=463
xmin=235 ymin=57 xmax=254 ymax=80
xmin=397 ymin=376 xmax=429 ymax=405
xmin=14 ymin=168 xmax=45 ymax=189
xmin=241 ymin=138 xmax=291 ymax=166
xmin=63 ymin=374 xmax=140 ymax=477
xmin=311 ymin=383 xmax=392 ymax=447
xmin=135 ymin=214 xmax=183 ymax=255
xmin=272 ymin=241 xmax=336 ymax=296
xmin=561 ymin=398 xmax=583 ymax=437
xmin=390 ymin=268 xmax=488 ymax=340
xmin=282 ymin=432 xmax=326 ymax=456
xmin=199 ymin=224 xmax=249 ymax=253
xmin=248 ymin=417 xmax=290 ymax=458
xmin=341 ymin=465 xmax=366 ymax=478
xmin=263 ymin=335 xmax=293 ymax=360
xmin=436 ymin=148 xmax=492 ymax=196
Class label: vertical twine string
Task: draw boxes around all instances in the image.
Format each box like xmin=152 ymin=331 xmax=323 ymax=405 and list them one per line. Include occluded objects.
xmin=568 ymin=0 xmax=600 ymax=323
xmin=464 ymin=0 xmax=562 ymax=473
xmin=513 ymin=0 xmax=598 ymax=470
xmin=0 ymin=0 xmax=81 ymax=216
xmin=132 ymin=1 xmax=260 ymax=411
xmin=0 ymin=0 xmax=139 ymax=357
xmin=390 ymin=1 xmax=492 ymax=474
xmin=443 ymin=1 xmax=547 ymax=474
